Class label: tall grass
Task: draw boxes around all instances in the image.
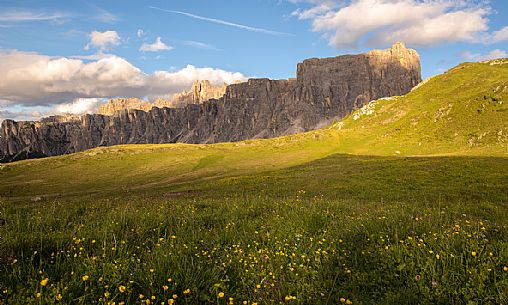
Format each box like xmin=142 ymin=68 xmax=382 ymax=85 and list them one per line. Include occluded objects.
xmin=1 ymin=155 xmax=507 ymax=304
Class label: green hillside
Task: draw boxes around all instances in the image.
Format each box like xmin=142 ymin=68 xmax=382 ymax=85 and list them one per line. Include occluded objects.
xmin=337 ymin=59 xmax=508 ymax=155
xmin=0 ymin=60 xmax=506 ymax=200
xmin=0 ymin=61 xmax=507 ymax=304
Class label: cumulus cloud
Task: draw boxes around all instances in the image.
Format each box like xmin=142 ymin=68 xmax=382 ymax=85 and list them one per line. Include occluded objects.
xmin=290 ymin=0 xmax=337 ymax=19
xmin=292 ymin=0 xmax=507 ymax=49
xmin=85 ymin=30 xmax=121 ymax=51
xmin=0 ymin=108 xmax=46 ymax=122
xmin=460 ymin=49 xmax=508 ymax=61
xmin=490 ymin=26 xmax=508 ymax=43
xmin=139 ymin=37 xmax=173 ymax=52
xmin=54 ymin=98 xmax=103 ymax=115
xmin=0 ymin=98 xmax=105 ymax=122
xmin=0 ymin=49 xmax=246 ymax=110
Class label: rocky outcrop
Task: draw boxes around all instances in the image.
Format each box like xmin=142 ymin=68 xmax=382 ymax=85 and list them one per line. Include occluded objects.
xmin=97 ymin=98 xmax=153 ymax=116
xmin=0 ymin=43 xmax=421 ymax=162
xmin=97 ymin=81 xmax=228 ymax=114
xmin=154 ymin=80 xmax=227 ymax=108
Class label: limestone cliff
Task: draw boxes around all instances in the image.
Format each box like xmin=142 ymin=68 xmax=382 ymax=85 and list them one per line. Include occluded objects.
xmin=97 ymin=98 xmax=153 ymax=116
xmin=0 ymin=43 xmax=421 ymax=162
xmin=154 ymin=80 xmax=227 ymax=108
xmin=97 ymin=81 xmax=228 ymax=114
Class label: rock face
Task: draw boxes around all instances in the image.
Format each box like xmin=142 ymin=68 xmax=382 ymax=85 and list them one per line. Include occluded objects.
xmin=97 ymin=98 xmax=153 ymax=116
xmin=97 ymin=81 xmax=228 ymax=114
xmin=0 ymin=43 xmax=421 ymax=162
xmin=154 ymin=80 xmax=227 ymax=108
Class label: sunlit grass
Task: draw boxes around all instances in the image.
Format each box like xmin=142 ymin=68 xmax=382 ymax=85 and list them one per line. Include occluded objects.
xmin=1 ymin=154 xmax=507 ymax=304
xmin=0 ymin=60 xmax=507 ymax=304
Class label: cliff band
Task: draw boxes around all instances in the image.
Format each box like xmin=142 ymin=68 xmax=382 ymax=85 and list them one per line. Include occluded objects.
xmin=0 ymin=43 xmax=421 ymax=162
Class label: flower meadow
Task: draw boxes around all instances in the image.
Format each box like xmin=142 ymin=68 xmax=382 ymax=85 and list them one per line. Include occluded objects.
xmin=1 ymin=193 xmax=507 ymax=304
xmin=1 ymin=154 xmax=507 ymax=304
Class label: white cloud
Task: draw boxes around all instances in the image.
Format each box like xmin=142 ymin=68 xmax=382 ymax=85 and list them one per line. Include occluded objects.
xmin=71 ymin=52 xmax=114 ymax=61
xmin=0 ymin=49 xmax=246 ymax=110
xmin=490 ymin=26 xmax=508 ymax=43
xmin=461 ymin=49 xmax=508 ymax=61
xmin=137 ymin=29 xmax=145 ymax=38
xmin=292 ymin=0 xmax=505 ymax=48
xmin=85 ymin=30 xmax=120 ymax=51
xmin=291 ymin=0 xmax=337 ymax=19
xmin=147 ymin=65 xmax=246 ymax=90
xmin=0 ymin=9 xmax=70 ymax=23
xmin=0 ymin=99 xmax=100 ymax=121
xmin=0 ymin=108 xmax=47 ymax=122
xmin=139 ymin=37 xmax=173 ymax=52
xmin=54 ymin=98 xmax=103 ymax=115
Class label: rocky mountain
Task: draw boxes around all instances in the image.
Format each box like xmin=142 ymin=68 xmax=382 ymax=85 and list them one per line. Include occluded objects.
xmin=97 ymin=98 xmax=153 ymax=116
xmin=0 ymin=42 xmax=421 ymax=162
xmin=97 ymin=81 xmax=228 ymax=115
xmin=154 ymin=80 xmax=228 ymax=108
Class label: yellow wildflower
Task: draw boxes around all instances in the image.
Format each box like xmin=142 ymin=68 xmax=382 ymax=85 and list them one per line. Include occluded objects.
xmin=82 ymin=275 xmax=89 ymax=281
xmin=471 ymin=251 xmax=477 ymax=257
xmin=184 ymin=289 xmax=191 ymax=294
xmin=340 ymin=298 xmax=346 ymax=303
xmin=346 ymin=300 xmax=353 ymax=305
xmin=163 ymin=285 xmax=169 ymax=291
xmin=36 ymin=292 xmax=42 ymax=298
xmin=40 ymin=278 xmax=49 ymax=287
xmin=504 ymin=266 xmax=508 ymax=272
xmin=118 ymin=285 xmax=126 ymax=293
xmin=168 ymin=299 xmax=174 ymax=305
xmin=139 ymin=294 xmax=145 ymax=299
xmin=218 ymin=292 xmax=225 ymax=298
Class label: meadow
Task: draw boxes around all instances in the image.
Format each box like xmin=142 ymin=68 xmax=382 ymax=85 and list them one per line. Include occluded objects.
xmin=0 ymin=61 xmax=507 ymax=304
xmin=1 ymin=155 xmax=507 ymax=304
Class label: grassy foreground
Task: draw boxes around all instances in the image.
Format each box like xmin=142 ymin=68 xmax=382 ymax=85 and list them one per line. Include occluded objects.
xmin=0 ymin=61 xmax=507 ymax=304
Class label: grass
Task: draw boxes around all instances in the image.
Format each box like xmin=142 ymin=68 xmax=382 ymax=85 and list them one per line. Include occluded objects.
xmin=0 ymin=60 xmax=507 ymax=304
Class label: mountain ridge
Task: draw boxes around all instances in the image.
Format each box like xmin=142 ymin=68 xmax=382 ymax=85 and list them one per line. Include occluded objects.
xmin=0 ymin=42 xmax=421 ymax=163
xmin=0 ymin=58 xmax=506 ymax=199
xmin=97 ymin=80 xmax=229 ymax=116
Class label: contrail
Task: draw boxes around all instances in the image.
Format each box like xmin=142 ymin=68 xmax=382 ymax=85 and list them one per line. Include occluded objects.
xmin=149 ymin=6 xmax=294 ymax=37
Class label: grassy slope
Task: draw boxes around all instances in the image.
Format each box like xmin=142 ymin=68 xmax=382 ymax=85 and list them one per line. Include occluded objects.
xmin=0 ymin=61 xmax=507 ymax=200
xmin=0 ymin=60 xmax=507 ymax=304
xmin=337 ymin=60 xmax=508 ymax=155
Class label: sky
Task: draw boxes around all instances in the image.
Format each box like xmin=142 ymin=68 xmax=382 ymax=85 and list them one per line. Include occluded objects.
xmin=0 ymin=0 xmax=507 ymax=122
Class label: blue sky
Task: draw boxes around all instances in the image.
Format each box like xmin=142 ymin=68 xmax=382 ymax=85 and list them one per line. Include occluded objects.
xmin=0 ymin=0 xmax=507 ymax=121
